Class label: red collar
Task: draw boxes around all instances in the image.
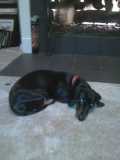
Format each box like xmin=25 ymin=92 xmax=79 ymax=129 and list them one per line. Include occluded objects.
xmin=72 ymin=75 xmax=80 ymax=86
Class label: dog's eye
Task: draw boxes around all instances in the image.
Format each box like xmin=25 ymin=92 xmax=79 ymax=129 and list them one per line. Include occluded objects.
xmin=80 ymin=97 xmax=84 ymax=103
xmin=79 ymin=96 xmax=86 ymax=104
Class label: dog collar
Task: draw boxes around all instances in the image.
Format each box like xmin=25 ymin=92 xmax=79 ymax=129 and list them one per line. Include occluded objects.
xmin=72 ymin=75 xmax=80 ymax=86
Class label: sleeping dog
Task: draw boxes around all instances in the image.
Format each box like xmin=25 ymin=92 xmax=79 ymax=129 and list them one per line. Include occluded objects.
xmin=9 ymin=70 xmax=104 ymax=121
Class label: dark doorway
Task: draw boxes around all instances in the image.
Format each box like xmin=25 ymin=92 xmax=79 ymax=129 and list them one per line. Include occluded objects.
xmin=30 ymin=0 xmax=120 ymax=56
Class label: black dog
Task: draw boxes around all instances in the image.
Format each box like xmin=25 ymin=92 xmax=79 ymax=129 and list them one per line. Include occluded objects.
xmin=9 ymin=70 xmax=104 ymax=121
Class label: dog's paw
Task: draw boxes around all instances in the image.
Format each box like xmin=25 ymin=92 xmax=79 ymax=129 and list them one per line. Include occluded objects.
xmin=44 ymin=99 xmax=54 ymax=106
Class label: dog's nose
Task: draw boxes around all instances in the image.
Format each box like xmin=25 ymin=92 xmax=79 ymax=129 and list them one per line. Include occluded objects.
xmin=76 ymin=109 xmax=87 ymax=121
xmin=78 ymin=114 xmax=86 ymax=121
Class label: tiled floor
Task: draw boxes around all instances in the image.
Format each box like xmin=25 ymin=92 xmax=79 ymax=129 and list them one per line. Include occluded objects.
xmin=0 ymin=47 xmax=22 ymax=71
xmin=0 ymin=47 xmax=22 ymax=101
xmin=0 ymin=48 xmax=120 ymax=160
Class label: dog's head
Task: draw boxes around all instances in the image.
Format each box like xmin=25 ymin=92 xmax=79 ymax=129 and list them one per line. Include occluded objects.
xmin=74 ymin=81 xmax=104 ymax=121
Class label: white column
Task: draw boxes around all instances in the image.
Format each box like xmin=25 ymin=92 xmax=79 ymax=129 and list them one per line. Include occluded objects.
xmin=18 ymin=0 xmax=32 ymax=54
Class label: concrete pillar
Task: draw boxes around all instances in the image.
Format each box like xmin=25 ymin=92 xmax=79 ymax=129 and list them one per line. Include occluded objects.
xmin=18 ymin=0 xmax=32 ymax=53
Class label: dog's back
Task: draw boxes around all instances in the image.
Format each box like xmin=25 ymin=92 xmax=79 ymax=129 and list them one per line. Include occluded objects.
xmin=14 ymin=70 xmax=71 ymax=92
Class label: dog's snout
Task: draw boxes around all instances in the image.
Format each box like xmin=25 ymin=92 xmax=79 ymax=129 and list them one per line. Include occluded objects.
xmin=76 ymin=103 xmax=86 ymax=121
xmin=78 ymin=114 xmax=86 ymax=121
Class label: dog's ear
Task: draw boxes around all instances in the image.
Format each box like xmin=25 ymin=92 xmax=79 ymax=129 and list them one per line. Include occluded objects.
xmin=88 ymin=89 xmax=104 ymax=107
xmin=96 ymin=101 xmax=104 ymax=107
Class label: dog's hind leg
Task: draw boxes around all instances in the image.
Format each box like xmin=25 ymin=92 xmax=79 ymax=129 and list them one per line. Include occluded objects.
xmin=9 ymin=88 xmax=53 ymax=116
